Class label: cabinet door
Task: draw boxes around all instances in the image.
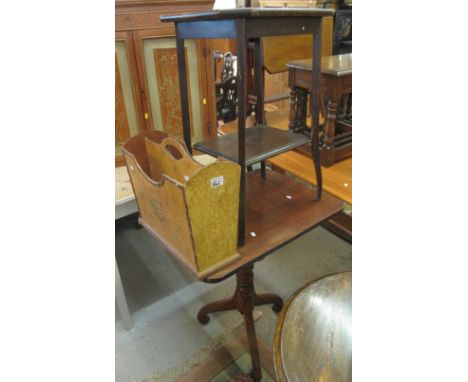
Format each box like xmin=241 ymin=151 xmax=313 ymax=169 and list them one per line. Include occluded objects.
xmin=115 ymin=31 xmax=144 ymax=166
xmin=133 ymin=30 xmax=208 ymax=143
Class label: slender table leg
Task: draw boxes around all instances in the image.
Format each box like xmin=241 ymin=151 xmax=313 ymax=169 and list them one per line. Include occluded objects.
xmin=175 ymin=30 xmax=192 ymax=154
xmin=236 ymin=19 xmax=247 ymax=246
xmin=311 ymin=27 xmax=323 ymax=200
xmin=253 ymin=38 xmax=266 ymax=179
xmin=115 ymin=259 xmax=132 ymax=330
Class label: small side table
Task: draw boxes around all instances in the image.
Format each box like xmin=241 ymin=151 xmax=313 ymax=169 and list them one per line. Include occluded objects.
xmin=288 ymin=53 xmax=352 ymax=167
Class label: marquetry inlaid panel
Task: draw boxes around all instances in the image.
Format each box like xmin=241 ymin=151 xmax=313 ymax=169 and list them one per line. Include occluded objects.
xmin=154 ymin=48 xmax=192 ymax=139
xmin=142 ymin=37 xmax=203 ymax=142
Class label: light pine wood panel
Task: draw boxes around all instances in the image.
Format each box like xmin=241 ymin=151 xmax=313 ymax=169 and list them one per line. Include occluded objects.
xmin=269 ymin=150 xmax=352 ymax=205
xmin=262 ymin=16 xmax=333 ymax=74
xmin=262 ymin=17 xmax=333 ymax=110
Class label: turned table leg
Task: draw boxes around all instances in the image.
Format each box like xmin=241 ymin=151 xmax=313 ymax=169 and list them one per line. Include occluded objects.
xmin=321 ymin=97 xmax=338 ymax=167
xmin=288 ymin=88 xmax=297 ymax=130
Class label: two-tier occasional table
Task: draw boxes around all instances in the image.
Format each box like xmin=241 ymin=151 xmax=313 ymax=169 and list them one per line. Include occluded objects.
xmin=161 ymin=8 xmax=341 ymax=381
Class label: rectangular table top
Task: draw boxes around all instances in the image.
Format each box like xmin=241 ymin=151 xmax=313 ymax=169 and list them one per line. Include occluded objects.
xmin=288 ymin=53 xmax=352 ymax=77
xmin=160 ymin=8 xmax=334 ymax=23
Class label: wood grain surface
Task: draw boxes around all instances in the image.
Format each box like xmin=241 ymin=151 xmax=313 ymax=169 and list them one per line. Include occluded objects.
xmin=263 ymin=16 xmax=333 ymax=74
xmin=274 ymin=272 xmax=351 ymax=382
xmin=123 ymin=130 xmax=241 ymax=278
xmin=154 ymin=47 xmax=193 ymax=139
xmin=269 ymin=150 xmax=351 ymax=205
xmin=205 ymin=169 xmax=342 ymax=282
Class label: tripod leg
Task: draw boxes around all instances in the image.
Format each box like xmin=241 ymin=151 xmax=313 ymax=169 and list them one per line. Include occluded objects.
xmin=253 ymin=292 xmax=284 ymax=313
xmin=197 ymin=294 xmax=238 ymax=325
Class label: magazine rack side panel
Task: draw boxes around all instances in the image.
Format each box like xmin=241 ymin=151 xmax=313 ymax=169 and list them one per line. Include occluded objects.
xmin=185 ymin=161 xmax=241 ymax=273
xmin=123 ymin=153 xmax=197 ymax=269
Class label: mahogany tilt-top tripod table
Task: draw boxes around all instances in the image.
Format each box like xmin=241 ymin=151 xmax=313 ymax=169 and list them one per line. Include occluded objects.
xmin=161 ymin=8 xmax=342 ymax=381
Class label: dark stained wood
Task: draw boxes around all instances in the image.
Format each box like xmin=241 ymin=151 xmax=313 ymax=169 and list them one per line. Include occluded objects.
xmin=165 ymin=10 xmax=335 ymax=380
xmin=273 ymin=272 xmax=352 ymax=382
xmin=288 ymin=54 xmax=352 ymax=167
xmin=169 ymin=8 xmax=329 ymax=242
xmin=311 ymin=27 xmax=323 ymax=200
xmin=178 ymin=20 xmax=237 ymax=39
xmin=205 ymin=170 xmax=343 ymax=283
xmin=194 ymin=126 xmax=310 ymax=166
xmin=268 ymin=146 xmax=352 ymax=243
xmin=236 ymin=19 xmax=247 ymax=246
xmin=175 ymin=36 xmax=192 ymax=152
xmin=160 ymin=8 xmax=334 ymax=23
xmin=253 ymin=38 xmax=265 ymax=126
xmin=198 ymin=265 xmax=283 ymax=381
xmin=175 ymin=327 xmax=276 ymax=382
xmin=321 ymin=210 xmax=352 ymax=243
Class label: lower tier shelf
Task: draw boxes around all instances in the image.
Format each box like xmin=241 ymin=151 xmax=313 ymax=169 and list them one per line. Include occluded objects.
xmin=193 ymin=125 xmax=310 ymax=166
xmin=205 ymin=169 xmax=343 ymax=282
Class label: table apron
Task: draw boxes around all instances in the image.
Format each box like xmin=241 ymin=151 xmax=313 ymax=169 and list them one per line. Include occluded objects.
xmin=177 ymin=19 xmax=237 ymax=39
xmin=246 ymin=17 xmax=322 ymax=38
xmin=176 ymin=17 xmax=322 ymax=39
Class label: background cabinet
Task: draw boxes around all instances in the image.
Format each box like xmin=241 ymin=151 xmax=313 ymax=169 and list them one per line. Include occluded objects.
xmin=115 ymin=0 xmax=215 ymax=166
xmin=115 ymin=31 xmax=144 ymax=164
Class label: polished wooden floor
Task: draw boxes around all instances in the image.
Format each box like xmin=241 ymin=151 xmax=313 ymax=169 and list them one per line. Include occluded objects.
xmin=269 ymin=151 xmax=352 ymax=205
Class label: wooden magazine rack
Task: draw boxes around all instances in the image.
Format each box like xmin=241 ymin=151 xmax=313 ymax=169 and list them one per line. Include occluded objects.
xmin=122 ymin=130 xmax=241 ymax=279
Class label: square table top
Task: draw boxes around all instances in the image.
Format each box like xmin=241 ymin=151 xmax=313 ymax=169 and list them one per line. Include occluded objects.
xmin=160 ymin=7 xmax=334 ymax=23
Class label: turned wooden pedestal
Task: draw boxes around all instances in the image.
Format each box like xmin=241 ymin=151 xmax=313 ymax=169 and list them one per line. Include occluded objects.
xmin=199 ymin=265 xmax=283 ymax=381
xmin=199 ymin=170 xmax=342 ymax=381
